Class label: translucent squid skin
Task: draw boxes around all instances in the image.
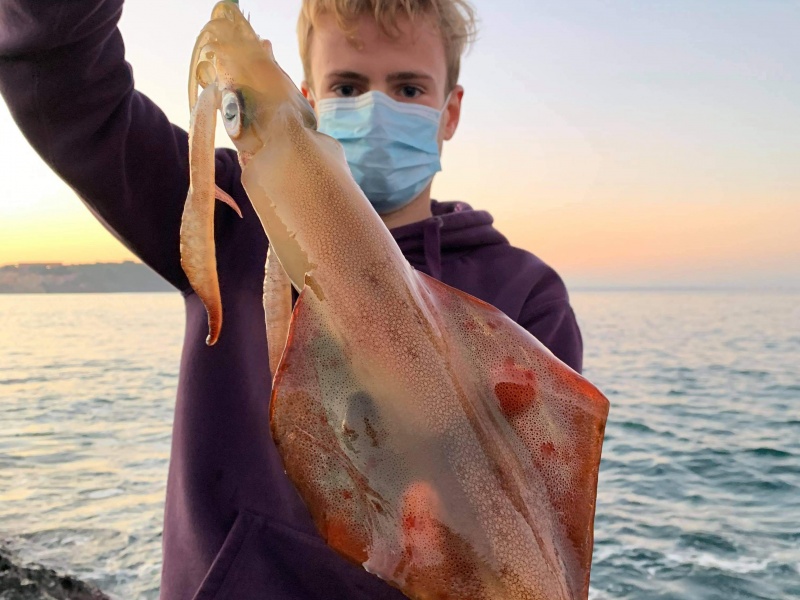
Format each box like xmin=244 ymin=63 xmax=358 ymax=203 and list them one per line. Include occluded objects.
xmin=180 ymin=3 xmax=610 ymax=599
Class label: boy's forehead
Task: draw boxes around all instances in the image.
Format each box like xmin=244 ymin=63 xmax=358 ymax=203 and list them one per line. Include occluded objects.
xmin=309 ymin=13 xmax=447 ymax=84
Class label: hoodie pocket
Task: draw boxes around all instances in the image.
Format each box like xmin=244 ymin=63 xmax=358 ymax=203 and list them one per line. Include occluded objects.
xmin=191 ymin=510 xmax=257 ymax=600
xmin=190 ymin=510 xmax=405 ymax=600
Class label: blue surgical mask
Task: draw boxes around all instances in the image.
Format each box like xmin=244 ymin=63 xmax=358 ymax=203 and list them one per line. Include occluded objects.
xmin=315 ymin=91 xmax=448 ymax=214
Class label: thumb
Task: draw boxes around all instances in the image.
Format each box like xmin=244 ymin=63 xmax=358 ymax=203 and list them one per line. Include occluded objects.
xmin=400 ymin=481 xmax=446 ymax=567
xmin=398 ymin=481 xmax=484 ymax=597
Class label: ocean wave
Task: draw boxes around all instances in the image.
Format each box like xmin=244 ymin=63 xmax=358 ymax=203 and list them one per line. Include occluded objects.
xmin=594 ymin=543 xmax=794 ymax=576
xmin=663 ymin=550 xmax=774 ymax=575
xmin=0 ymin=376 xmax=49 ymax=386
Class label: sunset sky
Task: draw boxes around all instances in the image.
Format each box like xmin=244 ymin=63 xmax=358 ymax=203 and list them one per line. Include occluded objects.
xmin=1 ymin=0 xmax=798 ymax=288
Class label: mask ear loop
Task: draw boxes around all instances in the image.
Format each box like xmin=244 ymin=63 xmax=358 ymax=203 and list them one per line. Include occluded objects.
xmin=440 ymin=89 xmax=454 ymax=112
xmin=437 ymin=89 xmax=455 ymax=134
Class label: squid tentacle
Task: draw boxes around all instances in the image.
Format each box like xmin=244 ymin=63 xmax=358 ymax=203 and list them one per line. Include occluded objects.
xmin=180 ymin=83 xmax=223 ymax=346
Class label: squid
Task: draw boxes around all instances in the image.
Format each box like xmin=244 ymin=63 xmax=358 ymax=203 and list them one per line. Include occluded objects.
xmin=180 ymin=2 xmax=610 ymax=599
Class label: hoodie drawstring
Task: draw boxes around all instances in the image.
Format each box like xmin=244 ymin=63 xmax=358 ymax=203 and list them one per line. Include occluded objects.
xmin=422 ymin=216 xmax=444 ymax=280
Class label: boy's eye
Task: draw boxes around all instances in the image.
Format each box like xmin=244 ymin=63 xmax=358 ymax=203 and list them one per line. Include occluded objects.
xmin=398 ymin=85 xmax=423 ymax=99
xmin=333 ymin=84 xmax=360 ymax=97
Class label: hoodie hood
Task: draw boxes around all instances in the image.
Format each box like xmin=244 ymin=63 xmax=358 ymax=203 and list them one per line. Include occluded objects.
xmin=390 ymin=200 xmax=508 ymax=279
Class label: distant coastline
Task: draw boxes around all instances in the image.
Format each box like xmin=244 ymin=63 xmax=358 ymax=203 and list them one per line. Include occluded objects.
xmin=1 ymin=261 xmax=796 ymax=294
xmin=0 ymin=262 xmax=172 ymax=294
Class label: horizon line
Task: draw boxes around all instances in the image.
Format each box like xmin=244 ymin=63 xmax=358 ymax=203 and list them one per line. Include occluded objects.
xmin=1 ymin=260 xmax=798 ymax=293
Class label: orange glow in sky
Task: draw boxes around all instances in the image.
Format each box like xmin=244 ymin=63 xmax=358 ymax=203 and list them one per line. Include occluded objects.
xmin=0 ymin=0 xmax=798 ymax=288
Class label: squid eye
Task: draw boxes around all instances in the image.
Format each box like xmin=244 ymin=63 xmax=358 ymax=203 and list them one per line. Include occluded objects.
xmin=222 ymin=90 xmax=242 ymax=138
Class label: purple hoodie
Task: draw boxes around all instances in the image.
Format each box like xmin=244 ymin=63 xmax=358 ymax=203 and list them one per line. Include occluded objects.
xmin=0 ymin=2 xmax=583 ymax=598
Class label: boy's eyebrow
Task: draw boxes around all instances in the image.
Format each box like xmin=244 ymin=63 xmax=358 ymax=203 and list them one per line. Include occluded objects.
xmin=326 ymin=70 xmax=370 ymax=84
xmin=386 ymin=71 xmax=435 ymax=83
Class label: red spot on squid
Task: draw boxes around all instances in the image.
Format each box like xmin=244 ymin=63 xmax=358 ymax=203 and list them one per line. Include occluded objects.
xmin=540 ymin=441 xmax=556 ymax=456
xmin=494 ymin=382 xmax=538 ymax=418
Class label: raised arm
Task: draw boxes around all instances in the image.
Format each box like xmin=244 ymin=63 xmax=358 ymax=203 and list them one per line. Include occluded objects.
xmin=0 ymin=0 xmax=239 ymax=291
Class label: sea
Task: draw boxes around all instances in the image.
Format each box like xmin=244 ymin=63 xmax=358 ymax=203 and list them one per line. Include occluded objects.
xmin=0 ymin=291 xmax=798 ymax=599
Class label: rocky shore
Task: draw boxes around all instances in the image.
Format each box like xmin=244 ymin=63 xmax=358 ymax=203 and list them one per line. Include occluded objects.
xmin=0 ymin=545 xmax=109 ymax=600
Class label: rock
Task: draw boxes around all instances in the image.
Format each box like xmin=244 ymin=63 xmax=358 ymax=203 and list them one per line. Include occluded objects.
xmin=0 ymin=546 xmax=109 ymax=600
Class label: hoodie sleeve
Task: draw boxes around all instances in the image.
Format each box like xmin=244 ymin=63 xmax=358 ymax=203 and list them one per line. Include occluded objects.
xmin=521 ymin=299 xmax=583 ymax=374
xmin=517 ymin=271 xmax=584 ymax=374
xmin=0 ymin=0 xmax=234 ymax=292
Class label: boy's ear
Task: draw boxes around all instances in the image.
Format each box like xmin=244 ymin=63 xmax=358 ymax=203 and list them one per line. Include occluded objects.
xmin=442 ymin=85 xmax=464 ymax=142
xmin=301 ymin=81 xmax=315 ymax=109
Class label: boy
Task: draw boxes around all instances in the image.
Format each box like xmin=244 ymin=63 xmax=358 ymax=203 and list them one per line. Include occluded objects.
xmin=0 ymin=0 xmax=582 ymax=598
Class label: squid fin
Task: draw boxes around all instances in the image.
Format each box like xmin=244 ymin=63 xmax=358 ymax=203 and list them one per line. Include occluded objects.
xmin=270 ymin=285 xmax=376 ymax=565
xmin=415 ymin=271 xmax=609 ymax=599
xmin=270 ymin=271 xmax=609 ymax=599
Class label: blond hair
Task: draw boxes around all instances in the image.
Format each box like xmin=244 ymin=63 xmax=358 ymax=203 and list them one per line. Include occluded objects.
xmin=298 ymin=0 xmax=478 ymax=93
